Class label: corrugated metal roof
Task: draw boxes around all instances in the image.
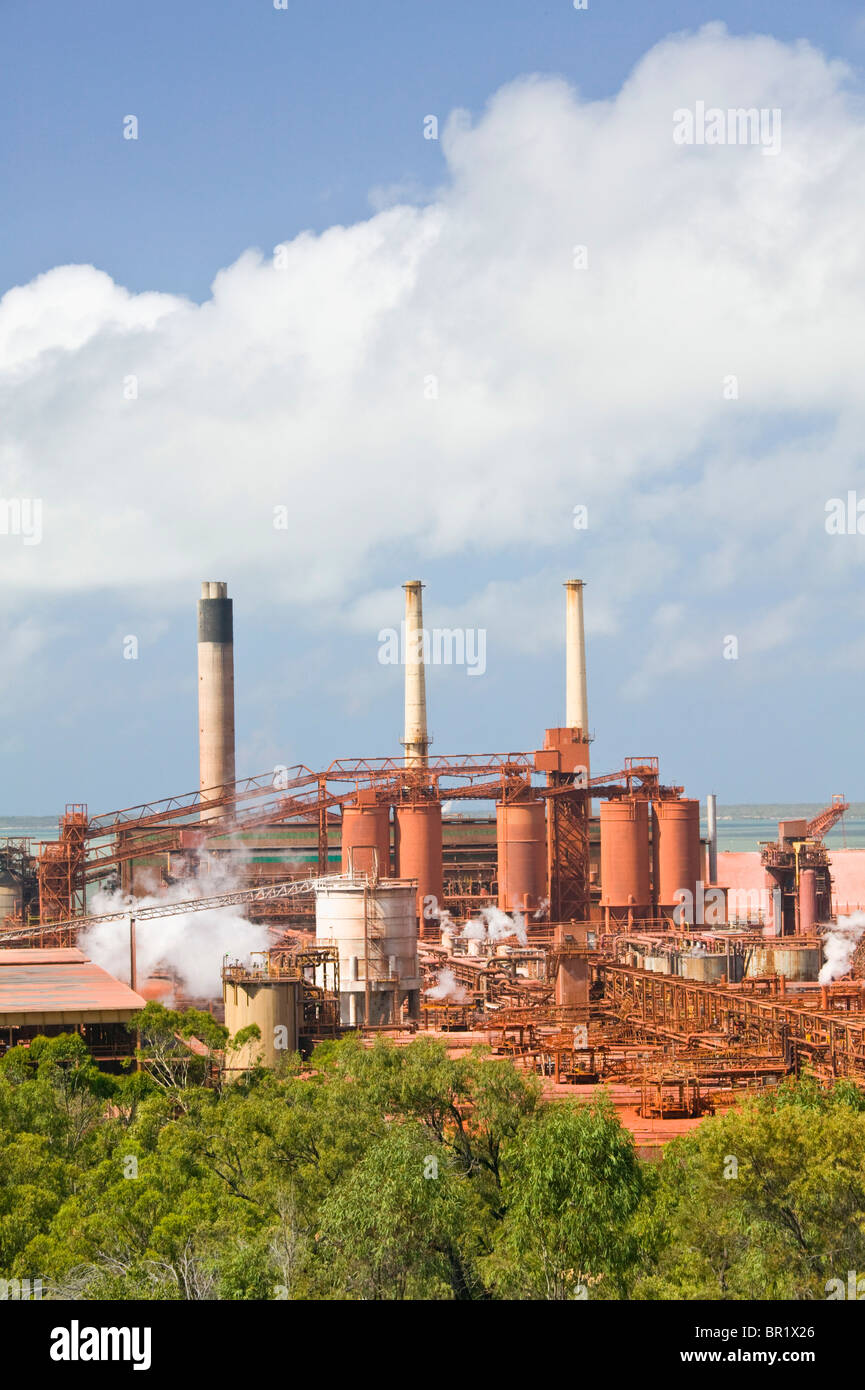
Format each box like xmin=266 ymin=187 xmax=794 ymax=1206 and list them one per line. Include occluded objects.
xmin=0 ymin=948 xmax=146 ymax=1024
xmin=0 ymin=948 xmax=87 ymax=966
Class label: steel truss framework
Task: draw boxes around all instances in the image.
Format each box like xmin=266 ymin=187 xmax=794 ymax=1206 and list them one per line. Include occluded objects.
xmin=10 ymin=875 xmax=348 ymax=949
xmin=31 ymin=752 xmax=682 ymax=931
xmin=602 ymin=963 xmax=865 ymax=1084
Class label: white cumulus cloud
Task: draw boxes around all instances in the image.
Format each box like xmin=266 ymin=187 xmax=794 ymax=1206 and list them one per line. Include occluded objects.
xmin=1 ymin=21 xmax=864 ymax=678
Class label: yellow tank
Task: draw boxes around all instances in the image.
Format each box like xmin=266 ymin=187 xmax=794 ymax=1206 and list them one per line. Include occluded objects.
xmin=222 ymin=973 xmax=300 ymax=1071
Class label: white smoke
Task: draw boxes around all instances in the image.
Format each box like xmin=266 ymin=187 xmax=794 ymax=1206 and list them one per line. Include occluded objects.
xmin=425 ymin=968 xmax=468 ymax=1003
xmin=818 ymin=911 xmax=865 ymax=985
xmin=460 ymin=919 xmax=486 ymax=941
xmin=460 ymin=906 xmax=527 ymax=947
xmin=81 ymin=849 xmax=271 ymax=999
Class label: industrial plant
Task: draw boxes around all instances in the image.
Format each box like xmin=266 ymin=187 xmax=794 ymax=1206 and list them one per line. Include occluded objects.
xmin=1 ymin=576 xmax=864 ymax=1146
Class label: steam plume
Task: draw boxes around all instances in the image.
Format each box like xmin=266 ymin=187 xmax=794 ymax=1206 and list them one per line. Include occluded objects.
xmin=819 ymin=911 xmax=865 ymax=985
xmin=459 ymin=905 xmax=527 ymax=946
xmin=425 ymin=968 xmax=468 ymax=1003
xmin=81 ymin=849 xmax=270 ymax=998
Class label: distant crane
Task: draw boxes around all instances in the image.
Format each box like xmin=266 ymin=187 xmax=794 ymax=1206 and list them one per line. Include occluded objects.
xmin=806 ymin=795 xmax=849 ymax=842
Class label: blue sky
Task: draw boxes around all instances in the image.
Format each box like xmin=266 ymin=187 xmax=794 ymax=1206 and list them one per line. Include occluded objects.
xmin=4 ymin=0 xmax=863 ymax=302
xmin=1 ymin=1 xmax=865 ymax=813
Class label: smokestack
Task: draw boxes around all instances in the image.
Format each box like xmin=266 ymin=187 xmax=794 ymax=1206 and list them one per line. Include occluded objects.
xmin=564 ymin=579 xmax=589 ymax=737
xmin=198 ymin=581 xmax=235 ymax=820
xmin=402 ymin=580 xmax=429 ymax=768
xmin=706 ymin=793 xmax=718 ymax=884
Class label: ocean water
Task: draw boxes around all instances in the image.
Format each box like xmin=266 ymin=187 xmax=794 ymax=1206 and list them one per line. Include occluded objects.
xmin=703 ymin=805 xmax=865 ymax=853
xmin=0 ymin=817 xmax=61 ymax=846
xmin=3 ymin=806 xmax=864 ymax=855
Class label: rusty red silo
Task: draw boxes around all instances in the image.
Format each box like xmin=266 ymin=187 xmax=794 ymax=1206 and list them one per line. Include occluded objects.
xmin=341 ymin=803 xmax=391 ymax=878
xmin=394 ymin=801 xmax=443 ymax=932
xmin=798 ymin=868 xmax=818 ymax=935
xmin=600 ymin=799 xmax=650 ymax=917
xmin=496 ymin=801 xmax=547 ymax=912
xmin=654 ymin=798 xmax=701 ymax=914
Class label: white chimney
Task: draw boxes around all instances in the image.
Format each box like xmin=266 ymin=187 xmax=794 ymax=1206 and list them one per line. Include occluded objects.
xmin=564 ymin=579 xmax=589 ymax=737
xmin=402 ymin=580 xmax=429 ymax=767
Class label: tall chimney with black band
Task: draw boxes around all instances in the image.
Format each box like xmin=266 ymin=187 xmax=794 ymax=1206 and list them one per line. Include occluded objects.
xmin=198 ymin=581 xmax=235 ymax=820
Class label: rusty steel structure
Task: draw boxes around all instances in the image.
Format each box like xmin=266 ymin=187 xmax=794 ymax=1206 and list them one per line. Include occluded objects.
xmin=31 ymin=749 xmax=685 ymax=940
xmin=33 ymin=755 xmax=535 ymax=924
xmin=13 ymin=874 xmax=343 ymax=949
xmin=36 ymin=806 xmax=88 ymax=924
xmin=760 ymin=817 xmax=835 ymax=936
xmin=224 ymin=943 xmax=341 ymax=1043
xmin=601 ymin=963 xmax=865 ymax=1085
xmin=15 ymin=574 xmax=864 ymax=1118
xmin=807 ymin=794 xmax=849 ymax=841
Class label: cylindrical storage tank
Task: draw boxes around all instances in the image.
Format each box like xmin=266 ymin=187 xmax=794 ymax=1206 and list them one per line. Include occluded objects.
xmin=496 ymin=801 xmax=546 ymax=912
xmin=643 ymin=955 xmax=667 ymax=974
xmin=0 ymin=870 xmax=23 ymax=920
xmin=655 ymin=799 xmax=702 ymax=915
xmin=600 ymin=800 xmax=651 ymax=915
xmin=222 ymin=978 xmax=299 ymax=1068
xmin=724 ymin=952 xmax=745 ymax=984
xmin=394 ymin=802 xmax=443 ymax=928
xmin=744 ymin=946 xmax=821 ymax=981
xmin=315 ymin=879 xmax=419 ymax=1024
xmin=745 ymin=947 xmax=774 ymax=978
xmin=799 ymin=869 xmax=818 ymax=935
xmin=772 ymin=946 xmax=821 ymax=982
xmin=680 ymin=954 xmax=727 ymax=984
xmin=341 ymin=804 xmax=391 ymax=878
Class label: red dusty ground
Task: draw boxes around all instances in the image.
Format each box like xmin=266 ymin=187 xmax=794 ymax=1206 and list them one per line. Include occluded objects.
xmin=540 ymin=1077 xmax=721 ymax=1157
xmin=400 ymin=1030 xmax=726 ymax=1156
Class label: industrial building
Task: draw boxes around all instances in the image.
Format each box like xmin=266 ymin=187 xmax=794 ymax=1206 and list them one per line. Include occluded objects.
xmin=0 ymin=948 xmax=145 ymax=1062
xmin=0 ymin=573 xmax=864 ymax=1131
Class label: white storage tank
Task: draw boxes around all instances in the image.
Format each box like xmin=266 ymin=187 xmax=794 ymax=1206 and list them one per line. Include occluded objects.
xmin=314 ymin=878 xmax=420 ymax=1026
